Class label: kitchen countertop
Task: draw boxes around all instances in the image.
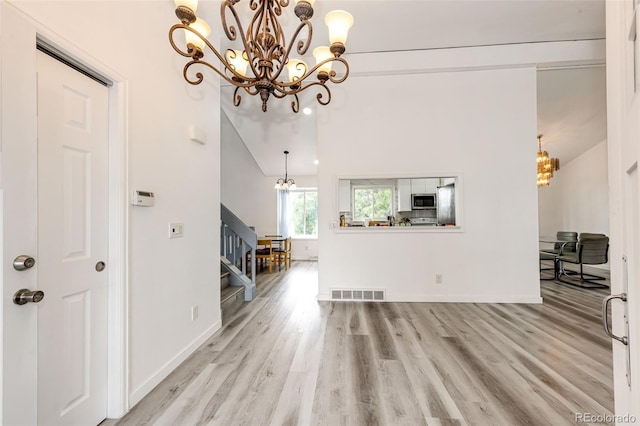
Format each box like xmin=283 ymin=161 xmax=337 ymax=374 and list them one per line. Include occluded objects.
xmin=334 ymin=225 xmax=462 ymax=233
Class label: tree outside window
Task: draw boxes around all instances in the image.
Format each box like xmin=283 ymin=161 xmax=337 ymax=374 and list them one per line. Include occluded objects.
xmin=353 ymin=187 xmax=392 ymax=221
xmin=288 ymin=190 xmax=318 ymax=237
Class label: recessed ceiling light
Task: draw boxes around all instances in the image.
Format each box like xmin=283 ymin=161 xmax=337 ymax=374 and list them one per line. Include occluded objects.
xmin=303 ymin=107 xmax=312 ymax=115
xmin=313 ymin=160 xmax=319 ymax=165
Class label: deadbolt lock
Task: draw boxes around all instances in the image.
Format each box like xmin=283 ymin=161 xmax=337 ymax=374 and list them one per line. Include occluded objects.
xmin=13 ymin=255 xmax=36 ymax=271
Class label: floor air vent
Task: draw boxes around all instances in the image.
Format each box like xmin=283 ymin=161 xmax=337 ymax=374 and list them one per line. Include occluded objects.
xmin=330 ymin=289 xmax=385 ymax=301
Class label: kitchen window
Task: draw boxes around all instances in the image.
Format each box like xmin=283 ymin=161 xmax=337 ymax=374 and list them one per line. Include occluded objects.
xmin=287 ymin=189 xmax=318 ymax=237
xmin=353 ymin=186 xmax=393 ymax=221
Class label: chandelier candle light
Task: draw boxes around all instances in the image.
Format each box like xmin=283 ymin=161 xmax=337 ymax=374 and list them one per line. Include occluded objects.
xmin=537 ymin=134 xmax=560 ymax=187
xmin=169 ymin=0 xmax=354 ymax=113
xmin=275 ymin=150 xmax=296 ymax=190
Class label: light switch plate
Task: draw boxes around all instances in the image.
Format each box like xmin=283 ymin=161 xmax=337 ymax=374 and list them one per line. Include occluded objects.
xmin=169 ymin=222 xmax=184 ymax=238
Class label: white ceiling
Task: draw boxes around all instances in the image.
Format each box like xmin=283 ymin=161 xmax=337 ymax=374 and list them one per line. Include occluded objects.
xmin=537 ymin=65 xmax=607 ymax=165
xmin=217 ymin=0 xmax=606 ymax=176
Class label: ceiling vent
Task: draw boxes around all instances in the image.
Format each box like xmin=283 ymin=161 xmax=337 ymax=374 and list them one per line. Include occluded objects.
xmin=330 ymin=288 xmax=385 ymax=301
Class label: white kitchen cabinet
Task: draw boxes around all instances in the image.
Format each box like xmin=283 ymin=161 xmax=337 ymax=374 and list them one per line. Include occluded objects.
xmin=397 ymin=179 xmax=411 ymax=211
xmin=410 ymin=178 xmax=427 ymax=194
xmin=424 ymin=178 xmax=441 ymax=193
xmin=411 ymin=178 xmax=441 ymax=194
xmin=338 ymin=179 xmax=351 ymax=212
xmin=441 ymin=177 xmax=456 ymax=186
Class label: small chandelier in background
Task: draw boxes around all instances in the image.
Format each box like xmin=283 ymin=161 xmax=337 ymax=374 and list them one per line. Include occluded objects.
xmin=169 ymin=0 xmax=354 ymax=113
xmin=537 ymin=134 xmax=560 ymax=187
xmin=275 ymin=151 xmax=296 ymax=190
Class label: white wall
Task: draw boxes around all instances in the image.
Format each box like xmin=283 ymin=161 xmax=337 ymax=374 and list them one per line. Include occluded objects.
xmin=1 ymin=0 xmax=221 ymax=419
xmin=318 ymin=66 xmax=541 ymax=303
xmin=221 ymin=111 xmax=318 ymax=259
xmin=538 ymin=140 xmax=609 ymax=241
xmin=537 ymin=179 xmax=563 ymax=237
xmin=291 ymin=239 xmax=318 ymax=260
xmin=221 ymin=111 xmax=280 ymax=236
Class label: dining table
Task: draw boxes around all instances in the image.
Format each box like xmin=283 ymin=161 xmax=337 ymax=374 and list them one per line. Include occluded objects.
xmin=539 ymin=235 xmax=578 ymax=246
xmin=539 ymin=235 xmax=578 ymax=279
xmin=260 ymin=235 xmax=285 ymax=250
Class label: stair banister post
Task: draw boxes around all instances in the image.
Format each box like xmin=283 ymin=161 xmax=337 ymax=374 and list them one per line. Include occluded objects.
xmin=251 ymin=247 xmax=256 ymax=286
xmin=241 ymin=240 xmax=247 ymax=275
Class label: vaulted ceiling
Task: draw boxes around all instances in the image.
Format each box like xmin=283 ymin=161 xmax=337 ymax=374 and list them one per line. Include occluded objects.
xmin=213 ymin=0 xmax=606 ymax=176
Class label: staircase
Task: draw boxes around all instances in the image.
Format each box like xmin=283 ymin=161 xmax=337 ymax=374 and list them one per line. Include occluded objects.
xmin=220 ymin=268 xmax=244 ymax=323
xmin=220 ymin=204 xmax=257 ymax=302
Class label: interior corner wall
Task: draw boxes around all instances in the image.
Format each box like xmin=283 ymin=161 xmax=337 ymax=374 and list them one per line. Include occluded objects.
xmin=6 ymin=0 xmax=222 ymax=410
xmin=220 ymin=111 xmax=279 ymax=236
xmin=538 ymin=140 xmax=610 ymax=261
xmin=221 ymin=112 xmax=319 ymax=258
xmin=317 ymin=66 xmax=541 ymax=303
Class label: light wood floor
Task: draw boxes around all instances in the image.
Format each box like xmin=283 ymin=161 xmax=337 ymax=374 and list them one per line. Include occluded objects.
xmin=114 ymin=261 xmax=613 ymax=426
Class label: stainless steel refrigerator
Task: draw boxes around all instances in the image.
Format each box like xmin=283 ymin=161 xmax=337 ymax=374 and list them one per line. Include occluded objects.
xmin=437 ymin=183 xmax=456 ymax=225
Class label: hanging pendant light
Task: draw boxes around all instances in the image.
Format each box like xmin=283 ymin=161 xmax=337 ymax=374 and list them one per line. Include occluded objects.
xmin=275 ymin=151 xmax=296 ymax=190
xmin=537 ymin=134 xmax=560 ymax=187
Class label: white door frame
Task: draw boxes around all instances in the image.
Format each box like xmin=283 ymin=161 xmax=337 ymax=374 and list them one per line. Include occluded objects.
xmin=606 ymin=0 xmax=640 ymax=419
xmin=0 ymin=3 xmax=129 ymax=423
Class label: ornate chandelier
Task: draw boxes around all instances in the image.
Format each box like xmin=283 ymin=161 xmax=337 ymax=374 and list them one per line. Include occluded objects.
xmin=169 ymin=0 xmax=354 ymax=113
xmin=537 ymin=134 xmax=560 ymax=187
xmin=275 ymin=151 xmax=296 ymax=190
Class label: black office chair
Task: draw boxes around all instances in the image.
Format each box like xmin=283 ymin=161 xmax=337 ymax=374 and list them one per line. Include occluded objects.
xmin=539 ymin=231 xmax=578 ymax=255
xmin=557 ymin=233 xmax=609 ymax=288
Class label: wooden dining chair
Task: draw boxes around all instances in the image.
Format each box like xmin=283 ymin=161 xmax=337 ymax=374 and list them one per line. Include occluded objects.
xmin=274 ymin=237 xmax=292 ymax=270
xmin=255 ymin=239 xmax=275 ymax=272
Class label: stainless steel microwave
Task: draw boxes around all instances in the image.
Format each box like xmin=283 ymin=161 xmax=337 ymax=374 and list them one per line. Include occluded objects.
xmin=411 ymin=193 xmax=436 ymax=209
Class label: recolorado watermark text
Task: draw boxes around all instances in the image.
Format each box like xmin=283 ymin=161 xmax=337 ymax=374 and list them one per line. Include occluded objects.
xmin=576 ymin=413 xmax=637 ymax=423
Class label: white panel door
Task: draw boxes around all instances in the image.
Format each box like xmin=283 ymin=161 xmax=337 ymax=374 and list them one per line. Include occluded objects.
xmin=36 ymin=50 xmax=109 ymax=426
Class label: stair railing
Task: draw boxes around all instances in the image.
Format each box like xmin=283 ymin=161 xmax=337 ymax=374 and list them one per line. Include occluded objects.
xmin=221 ymin=204 xmax=257 ymax=295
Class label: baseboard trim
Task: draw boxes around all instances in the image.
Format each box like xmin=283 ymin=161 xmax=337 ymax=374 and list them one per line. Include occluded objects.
xmin=317 ymin=293 xmax=543 ymax=304
xmin=128 ymin=320 xmax=221 ymax=407
xmin=291 ymin=256 xmax=318 ymax=261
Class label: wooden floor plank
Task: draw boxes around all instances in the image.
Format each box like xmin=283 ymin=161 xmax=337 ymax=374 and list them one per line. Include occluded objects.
xmin=388 ymin=316 xmax=465 ymax=422
xmin=114 ymin=262 xmax=614 ymax=426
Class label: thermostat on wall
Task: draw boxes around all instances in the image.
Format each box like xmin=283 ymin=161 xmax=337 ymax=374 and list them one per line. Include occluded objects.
xmin=131 ymin=190 xmax=155 ymax=207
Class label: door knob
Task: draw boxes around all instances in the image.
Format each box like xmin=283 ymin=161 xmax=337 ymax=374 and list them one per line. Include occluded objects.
xmin=13 ymin=289 xmax=45 ymax=305
xmin=13 ymin=255 xmax=35 ymax=271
